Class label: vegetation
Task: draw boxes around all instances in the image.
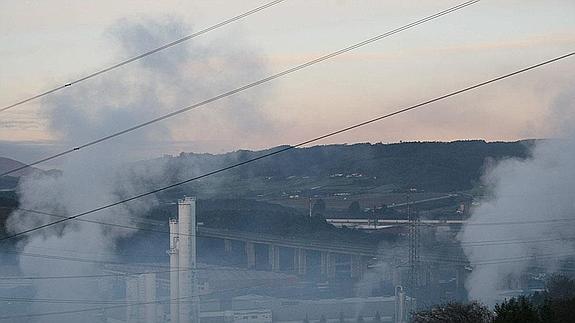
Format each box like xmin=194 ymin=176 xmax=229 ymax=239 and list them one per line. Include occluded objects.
xmin=138 ymin=198 xmax=386 ymax=248
xmin=166 ymin=140 xmax=534 ymax=193
xmin=411 ymin=301 xmax=492 ymax=323
xmin=494 ymin=296 xmax=539 ymax=323
xmin=348 ymin=201 xmax=361 ymax=216
xmin=411 ymin=274 xmax=575 ymax=323
xmin=312 ymin=199 xmax=326 ymax=217
xmin=196 ymin=198 xmax=378 ymax=243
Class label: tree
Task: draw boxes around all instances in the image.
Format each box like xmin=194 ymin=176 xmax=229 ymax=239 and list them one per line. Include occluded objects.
xmin=494 ymin=296 xmax=540 ymax=323
xmin=545 ymin=274 xmax=575 ymax=300
xmin=411 ymin=301 xmax=492 ymax=323
xmin=312 ymin=199 xmax=326 ymax=217
xmin=547 ymin=296 xmax=575 ymax=323
xmin=491 ymin=275 xmax=575 ymax=323
xmin=348 ymin=201 xmax=361 ymax=216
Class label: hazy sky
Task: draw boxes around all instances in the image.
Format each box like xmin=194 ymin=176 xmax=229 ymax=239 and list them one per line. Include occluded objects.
xmin=1 ymin=0 xmax=574 ymax=163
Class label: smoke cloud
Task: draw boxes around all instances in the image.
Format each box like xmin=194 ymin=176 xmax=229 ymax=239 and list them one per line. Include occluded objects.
xmin=4 ymin=15 xmax=270 ymax=322
xmin=459 ymin=88 xmax=575 ymax=305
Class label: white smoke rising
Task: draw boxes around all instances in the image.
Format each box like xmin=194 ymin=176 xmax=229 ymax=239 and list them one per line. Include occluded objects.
xmin=459 ymin=90 xmax=575 ymax=305
xmin=4 ymin=16 xmax=269 ymax=322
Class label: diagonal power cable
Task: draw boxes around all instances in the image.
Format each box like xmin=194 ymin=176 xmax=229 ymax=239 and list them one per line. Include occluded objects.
xmin=1 ymin=50 xmax=573 ymax=243
xmin=0 ymin=0 xmax=480 ymax=177
xmin=0 ymin=0 xmax=287 ymax=113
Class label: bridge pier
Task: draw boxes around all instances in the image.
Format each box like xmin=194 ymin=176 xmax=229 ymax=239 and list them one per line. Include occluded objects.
xmin=224 ymin=239 xmax=232 ymax=253
xmin=269 ymin=245 xmax=280 ymax=271
xmin=245 ymin=242 xmax=256 ymax=269
xmin=351 ymin=255 xmax=367 ymax=279
xmin=455 ymin=265 xmax=467 ymax=301
xmin=321 ymin=252 xmax=336 ymax=280
xmin=294 ymin=248 xmax=306 ymax=275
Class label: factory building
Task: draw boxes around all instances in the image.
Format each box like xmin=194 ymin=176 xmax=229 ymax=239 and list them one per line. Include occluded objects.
xmin=99 ymin=196 xmax=409 ymax=322
xmin=126 ymin=272 xmax=157 ymax=323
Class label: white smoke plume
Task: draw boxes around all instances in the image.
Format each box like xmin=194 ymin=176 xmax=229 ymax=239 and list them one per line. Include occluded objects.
xmin=4 ymin=15 xmax=269 ymax=322
xmin=459 ymin=90 xmax=575 ymax=305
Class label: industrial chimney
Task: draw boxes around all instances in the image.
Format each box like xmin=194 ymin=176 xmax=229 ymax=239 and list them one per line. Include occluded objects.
xmin=168 ymin=218 xmax=180 ymax=323
xmin=169 ymin=197 xmax=200 ymax=323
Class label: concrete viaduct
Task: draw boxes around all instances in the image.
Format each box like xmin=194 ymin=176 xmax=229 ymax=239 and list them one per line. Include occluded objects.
xmin=197 ymin=227 xmax=377 ymax=280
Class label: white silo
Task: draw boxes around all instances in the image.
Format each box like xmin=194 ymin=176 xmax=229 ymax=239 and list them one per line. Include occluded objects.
xmin=169 ymin=218 xmax=180 ymax=323
xmin=170 ymin=196 xmax=200 ymax=323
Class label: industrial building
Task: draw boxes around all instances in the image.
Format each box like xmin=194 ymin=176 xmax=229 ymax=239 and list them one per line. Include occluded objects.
xmin=0 ymin=196 xmax=409 ymax=323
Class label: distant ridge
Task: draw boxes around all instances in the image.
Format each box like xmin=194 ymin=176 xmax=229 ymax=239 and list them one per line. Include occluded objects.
xmin=156 ymin=140 xmax=536 ymax=193
xmin=0 ymin=157 xmax=42 ymax=178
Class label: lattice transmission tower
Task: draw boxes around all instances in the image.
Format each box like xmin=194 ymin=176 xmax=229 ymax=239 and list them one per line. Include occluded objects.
xmin=407 ymin=190 xmax=420 ymax=310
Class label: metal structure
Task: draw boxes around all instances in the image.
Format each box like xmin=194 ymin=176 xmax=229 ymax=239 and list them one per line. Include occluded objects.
xmin=407 ymin=191 xmax=419 ymax=311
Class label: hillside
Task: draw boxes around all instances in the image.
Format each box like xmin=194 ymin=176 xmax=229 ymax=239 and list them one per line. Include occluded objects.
xmin=0 ymin=157 xmax=41 ymax=178
xmin=0 ymin=140 xmax=535 ymax=246
xmin=158 ymin=140 xmax=534 ymax=196
xmin=0 ymin=157 xmax=47 ymax=191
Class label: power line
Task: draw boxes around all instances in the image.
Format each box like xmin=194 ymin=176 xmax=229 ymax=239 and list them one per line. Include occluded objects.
xmin=0 ymin=268 xmax=179 ymax=281
xmin=0 ymin=0 xmax=287 ymax=113
xmin=0 ymin=263 xmax=289 ymax=280
xmin=426 ymin=217 xmax=575 ymax=227
xmin=0 ymin=0 xmax=481 ymax=178
xmin=0 ymin=280 xmax=277 ymax=321
xmin=5 ymin=205 xmax=575 ymax=263
xmin=6 ymin=215 xmax=575 ymax=270
xmin=9 ymin=204 xmax=575 ymax=246
xmin=0 ymin=249 xmax=334 ymax=280
xmin=3 ymin=230 xmax=573 ymax=280
xmin=0 ymin=283 xmax=341 ymax=306
xmin=11 ymin=206 xmax=180 ymax=236
xmin=454 ymin=236 xmax=575 ymax=247
xmin=422 ymin=251 xmax=575 ymax=266
xmin=1 ymin=50 xmax=573 ymax=243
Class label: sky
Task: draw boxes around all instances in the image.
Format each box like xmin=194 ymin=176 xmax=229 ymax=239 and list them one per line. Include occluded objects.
xmin=1 ymin=0 xmax=574 ymax=165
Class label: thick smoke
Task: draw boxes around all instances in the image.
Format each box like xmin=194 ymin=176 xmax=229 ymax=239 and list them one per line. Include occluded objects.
xmin=5 ymin=16 xmax=269 ymax=322
xmin=459 ymin=90 xmax=575 ymax=305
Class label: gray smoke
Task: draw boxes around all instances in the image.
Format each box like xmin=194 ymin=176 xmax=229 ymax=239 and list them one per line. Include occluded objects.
xmin=459 ymin=90 xmax=575 ymax=305
xmin=5 ymin=16 xmax=269 ymax=322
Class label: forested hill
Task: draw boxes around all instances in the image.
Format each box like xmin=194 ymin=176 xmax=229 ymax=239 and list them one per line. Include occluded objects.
xmin=162 ymin=140 xmax=535 ymax=193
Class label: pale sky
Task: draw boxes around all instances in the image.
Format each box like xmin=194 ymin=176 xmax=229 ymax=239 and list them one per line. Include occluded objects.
xmin=1 ymin=0 xmax=574 ymax=164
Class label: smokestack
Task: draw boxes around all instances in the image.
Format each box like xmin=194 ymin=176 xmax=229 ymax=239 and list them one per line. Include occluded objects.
xmin=177 ymin=197 xmax=200 ymax=323
xmin=394 ymin=285 xmax=406 ymax=323
xmin=169 ymin=218 xmax=180 ymax=323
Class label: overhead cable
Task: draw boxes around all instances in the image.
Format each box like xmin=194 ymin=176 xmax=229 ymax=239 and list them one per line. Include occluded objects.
xmin=1 ymin=50 xmax=573 ymax=243
xmin=0 ymin=0 xmax=481 ymax=177
xmin=0 ymin=0 xmax=287 ymax=113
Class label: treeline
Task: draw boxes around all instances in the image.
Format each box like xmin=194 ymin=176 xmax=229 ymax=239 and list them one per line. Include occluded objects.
xmin=144 ymin=198 xmax=386 ymax=244
xmin=164 ymin=140 xmax=534 ymax=192
xmin=411 ymin=274 xmax=575 ymax=323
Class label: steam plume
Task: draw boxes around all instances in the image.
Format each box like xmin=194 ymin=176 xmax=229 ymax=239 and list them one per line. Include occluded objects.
xmin=459 ymin=91 xmax=575 ymax=305
xmin=4 ymin=15 xmax=268 ymax=322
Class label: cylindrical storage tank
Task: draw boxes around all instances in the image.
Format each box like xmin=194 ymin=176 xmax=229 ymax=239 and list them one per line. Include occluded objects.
xmin=395 ymin=285 xmax=406 ymax=323
xmin=169 ymin=218 xmax=179 ymax=323
xmin=178 ymin=197 xmax=199 ymax=323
